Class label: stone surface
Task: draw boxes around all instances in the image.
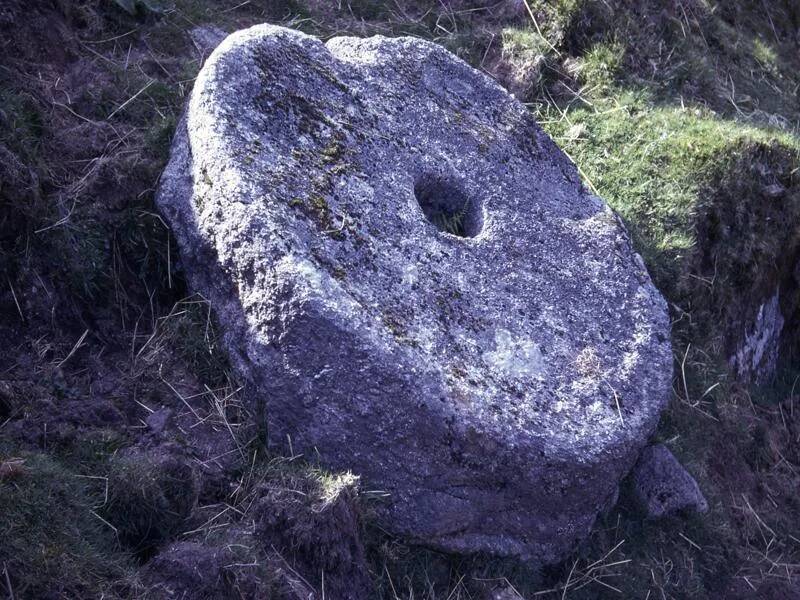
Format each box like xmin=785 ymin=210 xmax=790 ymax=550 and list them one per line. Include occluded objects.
xmin=145 ymin=406 xmax=174 ymax=436
xmin=157 ymin=24 xmax=673 ymax=562
xmin=730 ymin=290 xmax=785 ymax=384
xmin=630 ymin=444 xmax=708 ymax=519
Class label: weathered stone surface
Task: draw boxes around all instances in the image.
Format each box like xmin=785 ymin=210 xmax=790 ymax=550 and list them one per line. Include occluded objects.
xmin=630 ymin=444 xmax=708 ymax=519
xmin=157 ymin=24 xmax=672 ymax=562
xmin=730 ymin=290 xmax=785 ymax=384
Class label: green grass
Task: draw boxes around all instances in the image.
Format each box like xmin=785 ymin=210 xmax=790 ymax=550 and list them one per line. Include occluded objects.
xmin=575 ymin=40 xmax=624 ymax=92
xmin=0 ymin=450 xmax=138 ymax=598
xmin=542 ymin=99 xmax=800 ymax=292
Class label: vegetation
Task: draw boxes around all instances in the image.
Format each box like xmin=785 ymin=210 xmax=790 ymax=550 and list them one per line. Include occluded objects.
xmin=1 ymin=0 xmax=800 ymax=598
xmin=0 ymin=449 xmax=136 ymax=598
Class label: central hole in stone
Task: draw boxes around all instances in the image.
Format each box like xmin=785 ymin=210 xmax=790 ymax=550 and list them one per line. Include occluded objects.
xmin=414 ymin=175 xmax=482 ymax=238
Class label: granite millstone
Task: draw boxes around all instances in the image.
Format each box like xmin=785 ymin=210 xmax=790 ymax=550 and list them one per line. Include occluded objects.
xmin=157 ymin=24 xmax=673 ymax=562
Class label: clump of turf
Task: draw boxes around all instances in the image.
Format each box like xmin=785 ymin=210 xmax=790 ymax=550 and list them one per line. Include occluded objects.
xmin=101 ymin=450 xmax=198 ymax=558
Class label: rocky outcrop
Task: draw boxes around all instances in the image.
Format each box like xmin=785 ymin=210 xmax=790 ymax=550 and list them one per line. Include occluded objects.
xmin=730 ymin=290 xmax=785 ymax=384
xmin=157 ymin=24 xmax=672 ymax=562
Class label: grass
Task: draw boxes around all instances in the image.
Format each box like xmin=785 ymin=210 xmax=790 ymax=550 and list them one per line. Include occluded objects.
xmin=542 ymin=99 xmax=800 ymax=292
xmin=575 ymin=40 xmax=624 ymax=93
xmin=0 ymin=450 xmax=138 ymax=598
xmin=102 ymin=451 xmax=198 ymax=557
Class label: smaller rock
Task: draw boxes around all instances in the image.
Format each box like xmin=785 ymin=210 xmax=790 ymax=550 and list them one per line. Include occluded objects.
xmin=143 ymin=542 xmax=230 ymax=598
xmin=142 ymin=539 xmax=287 ymax=599
xmin=730 ymin=290 xmax=784 ymax=384
xmin=630 ymin=444 xmax=708 ymax=519
xmin=763 ymin=183 xmax=786 ymax=198
xmin=189 ymin=25 xmax=227 ymax=58
xmin=145 ymin=407 xmax=173 ymax=436
xmin=144 ymin=537 xmax=319 ymax=599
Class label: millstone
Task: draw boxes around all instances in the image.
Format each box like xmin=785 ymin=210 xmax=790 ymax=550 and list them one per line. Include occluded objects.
xmin=157 ymin=24 xmax=673 ymax=562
